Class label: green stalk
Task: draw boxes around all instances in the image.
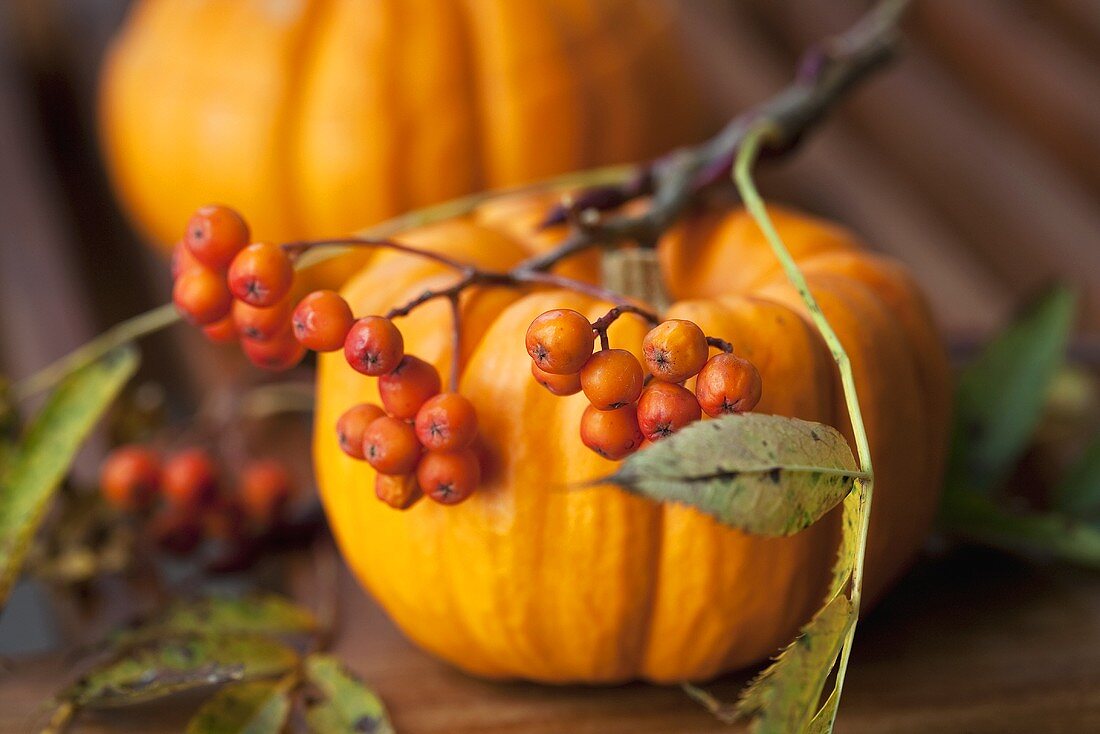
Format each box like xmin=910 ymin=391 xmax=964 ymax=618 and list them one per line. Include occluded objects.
xmin=12 ymin=303 xmax=179 ymax=402
xmin=733 ymin=123 xmax=875 ymax=728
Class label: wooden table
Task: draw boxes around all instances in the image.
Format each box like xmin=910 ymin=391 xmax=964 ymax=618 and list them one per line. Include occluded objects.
xmin=3 ymin=544 xmax=1099 ymax=733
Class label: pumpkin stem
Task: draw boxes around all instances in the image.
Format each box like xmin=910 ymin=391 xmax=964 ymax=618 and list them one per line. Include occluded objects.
xmin=599 ymin=249 xmax=671 ymax=316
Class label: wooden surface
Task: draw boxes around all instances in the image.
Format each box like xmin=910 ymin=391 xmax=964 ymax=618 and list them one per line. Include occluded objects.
xmin=3 ymin=545 xmax=1100 ymax=733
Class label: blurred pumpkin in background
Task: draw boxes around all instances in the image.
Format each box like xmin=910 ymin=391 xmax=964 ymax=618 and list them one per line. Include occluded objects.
xmin=313 ymin=192 xmax=952 ymax=683
xmin=98 ymin=0 xmax=714 ymax=255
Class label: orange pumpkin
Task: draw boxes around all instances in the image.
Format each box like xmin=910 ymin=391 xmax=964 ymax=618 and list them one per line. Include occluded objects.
xmin=99 ymin=0 xmax=712 ymax=252
xmin=313 ymin=194 xmax=951 ymax=684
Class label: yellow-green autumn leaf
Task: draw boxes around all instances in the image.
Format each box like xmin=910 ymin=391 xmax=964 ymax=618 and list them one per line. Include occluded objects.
xmin=0 ymin=346 xmax=138 ymax=609
xmin=64 ymin=635 xmax=298 ymax=708
xmin=304 ymin=655 xmax=393 ymax=734
xmin=186 ymin=681 xmax=291 ymax=734
xmin=118 ymin=594 xmax=317 ymax=647
xmin=737 ymin=594 xmax=854 ymax=734
xmin=606 ymin=414 xmax=863 ymax=535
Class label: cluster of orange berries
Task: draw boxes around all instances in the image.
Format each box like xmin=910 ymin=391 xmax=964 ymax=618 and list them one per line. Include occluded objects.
xmin=99 ymin=445 xmax=295 ymax=554
xmin=526 ymin=310 xmax=762 ymax=459
xmin=171 ymin=204 xmax=356 ymax=370
xmin=171 ymin=205 xmax=483 ymax=511
xmin=335 ymin=321 xmax=480 ymax=508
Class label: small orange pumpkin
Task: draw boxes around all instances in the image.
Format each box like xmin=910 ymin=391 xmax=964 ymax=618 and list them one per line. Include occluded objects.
xmin=313 ymin=193 xmax=951 ymax=683
xmin=99 ymin=0 xmax=713 ymax=252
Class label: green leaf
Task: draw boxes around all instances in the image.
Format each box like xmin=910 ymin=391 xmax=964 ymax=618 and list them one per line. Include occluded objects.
xmin=949 ymin=286 xmax=1076 ymax=495
xmin=807 ymin=685 xmax=841 ymax=734
xmin=1054 ymin=434 xmax=1100 ymax=517
xmin=941 ymin=487 xmax=1100 ymax=569
xmin=304 ymin=654 xmax=393 ymax=734
xmin=64 ymin=635 xmax=298 ymax=708
xmin=736 ymin=594 xmax=854 ymax=734
xmin=186 ymin=681 xmax=291 ymax=734
xmin=605 ymin=414 xmax=863 ymax=535
xmin=119 ymin=594 xmax=318 ymax=647
xmin=0 ymin=346 xmax=138 ymax=608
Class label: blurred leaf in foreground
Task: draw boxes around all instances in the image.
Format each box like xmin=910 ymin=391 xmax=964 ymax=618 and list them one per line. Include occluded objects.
xmin=0 ymin=346 xmax=138 ymax=609
xmin=1054 ymin=434 xmax=1100 ymax=519
xmin=186 ymin=680 xmax=291 ymax=734
xmin=948 ymin=286 xmax=1076 ymax=495
xmin=63 ymin=635 xmax=298 ymax=708
xmin=304 ymin=655 xmax=394 ymax=734
xmin=118 ymin=594 xmax=318 ymax=647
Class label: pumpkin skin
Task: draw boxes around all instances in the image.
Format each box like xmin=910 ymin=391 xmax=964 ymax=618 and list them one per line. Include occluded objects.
xmin=99 ymin=0 xmax=712 ymax=253
xmin=313 ymin=197 xmax=951 ymax=683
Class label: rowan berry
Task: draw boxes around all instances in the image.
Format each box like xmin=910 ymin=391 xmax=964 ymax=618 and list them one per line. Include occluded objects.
xmin=238 ymin=459 xmax=294 ymax=526
xmin=344 ymin=316 xmax=404 ymax=376
xmin=183 ymin=204 xmax=250 ymax=270
xmin=173 ymin=264 xmax=233 ymax=325
xmin=375 ymin=473 xmax=423 ymax=510
xmin=695 ymin=353 xmax=763 ymax=416
xmin=171 ymin=239 xmax=199 ymax=279
xmin=99 ymin=445 xmax=161 ymax=512
xmin=293 ymin=290 xmax=354 ymax=352
xmin=336 ymin=403 xmax=386 ymax=460
xmin=203 ymin=496 xmax=246 ymax=541
xmin=227 ymin=242 xmax=294 ymax=307
xmin=414 ymin=393 xmax=478 ymax=450
xmin=580 ymin=349 xmax=644 ymax=410
xmin=151 ymin=510 xmax=203 ymax=556
xmin=531 ymin=362 xmax=582 ymax=396
xmin=232 ymin=297 xmax=293 ymax=342
xmin=417 ymin=449 xmax=480 ymax=505
xmin=363 ymin=416 xmax=422 ymax=475
xmin=579 ymin=404 xmax=644 ymax=460
xmin=241 ymin=327 xmax=307 ymax=371
xmin=637 ymin=381 xmax=702 ymax=441
xmin=525 ymin=309 xmax=593 ymax=375
xmin=161 ymin=448 xmax=218 ymax=509
xmin=642 ymin=319 xmax=709 ymax=383
xmin=201 ymin=315 xmax=238 ymax=344
xmin=378 ymin=355 xmax=441 ymax=419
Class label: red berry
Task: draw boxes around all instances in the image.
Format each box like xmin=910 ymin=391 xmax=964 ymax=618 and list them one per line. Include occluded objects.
xmin=343 ymin=316 xmax=404 ymax=376
xmin=637 ymin=381 xmax=701 ymax=441
xmin=241 ymin=326 xmax=307 ymax=371
xmin=695 ymin=353 xmax=763 ymax=416
xmin=580 ymin=349 xmax=644 ymax=410
xmin=643 ymin=319 xmax=709 ymax=383
xmin=161 ymin=448 xmax=218 ymax=509
xmin=525 ymin=309 xmax=594 ymax=375
xmin=227 ymin=242 xmax=294 ymax=307
xmin=293 ymin=290 xmax=354 ymax=352
xmin=173 ymin=265 xmax=232 ymax=325
xmin=336 ymin=403 xmax=386 ymax=460
xmin=362 ymin=416 xmax=422 ymax=475
xmin=239 ymin=459 xmax=294 ymax=526
xmin=151 ymin=510 xmax=203 ymax=556
xmin=233 ymin=297 xmax=293 ymax=342
xmin=171 ymin=239 xmax=199 ymax=279
xmin=201 ymin=315 xmax=238 ymax=344
xmin=183 ymin=204 xmax=250 ymax=270
xmin=579 ymin=404 xmax=644 ymax=460
xmin=375 ymin=474 xmax=423 ymax=510
xmin=203 ymin=496 xmax=246 ymax=541
xmin=417 ymin=449 xmax=480 ymax=505
xmin=414 ymin=393 xmax=478 ymax=450
xmin=99 ymin=445 xmax=160 ymax=511
xmin=378 ymin=355 xmax=441 ymax=420
xmin=531 ymin=362 xmax=582 ymax=396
